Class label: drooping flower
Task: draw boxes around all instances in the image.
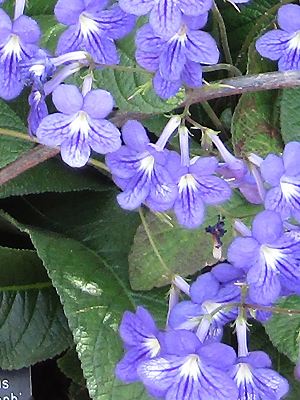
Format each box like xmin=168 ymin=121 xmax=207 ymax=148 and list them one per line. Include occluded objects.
xmin=116 ymin=306 xmax=162 ymax=383
xmin=259 ymin=141 xmax=300 ymax=221
xmin=36 ymin=84 xmax=121 ymax=167
xmin=0 ymin=9 xmax=40 ymax=100
xmin=119 ymin=0 xmax=212 ymax=39
xmin=138 ymin=329 xmax=238 ymax=400
xmin=135 ymin=15 xmax=219 ymax=98
xmin=54 ymin=0 xmax=135 ymax=64
xmin=256 ymin=4 xmax=300 ymax=71
xmin=228 ymin=210 xmax=300 ymax=305
xmin=167 ymin=127 xmax=231 ymax=228
xmin=28 ymin=89 xmax=48 ymax=136
xmin=168 ymin=263 xmax=245 ymax=343
xmin=106 ymin=118 xmax=180 ymax=212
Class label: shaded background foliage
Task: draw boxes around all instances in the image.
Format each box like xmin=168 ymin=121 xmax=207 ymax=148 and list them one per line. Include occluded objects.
xmin=0 ymin=0 xmax=299 ymax=399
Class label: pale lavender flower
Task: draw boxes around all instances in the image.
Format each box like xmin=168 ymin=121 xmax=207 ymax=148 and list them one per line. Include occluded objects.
xmin=116 ymin=306 xmax=161 ymax=383
xmin=135 ymin=15 xmax=219 ymax=99
xmin=0 ymin=9 xmax=40 ymax=100
xmin=106 ymin=118 xmax=180 ymax=212
xmin=260 ymin=141 xmax=300 ymax=220
xmin=138 ymin=329 xmax=238 ymax=400
xmin=119 ymin=0 xmax=212 ymax=39
xmin=228 ymin=210 xmax=300 ymax=305
xmin=36 ymin=84 xmax=121 ymax=167
xmin=54 ymin=0 xmax=135 ymax=64
xmin=256 ymin=4 xmax=300 ymax=71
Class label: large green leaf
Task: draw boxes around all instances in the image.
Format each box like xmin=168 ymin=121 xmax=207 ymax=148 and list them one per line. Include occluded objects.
xmin=129 ymin=192 xmax=261 ymax=291
xmin=280 ymin=88 xmax=300 ymax=143
xmin=3 ymin=190 xmax=167 ymax=400
xmin=0 ymin=100 xmax=33 ymax=168
xmin=232 ymin=43 xmax=282 ymax=157
xmin=0 ymin=246 xmax=72 ymax=369
xmin=0 ymin=159 xmax=107 ymax=199
xmin=265 ymin=296 xmax=300 ymax=364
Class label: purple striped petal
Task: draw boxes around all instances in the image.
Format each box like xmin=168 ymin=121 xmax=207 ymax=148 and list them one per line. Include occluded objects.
xmin=179 ymin=0 xmax=212 ymax=16
xmin=181 ymin=60 xmax=202 ymax=87
xmin=278 ymin=38 xmax=300 ymax=71
xmin=147 ymin=165 xmax=178 ymax=211
xmin=135 ymin=24 xmax=164 ymax=53
xmin=196 ymin=175 xmax=231 ymax=205
xmin=185 ymin=31 xmax=219 ymax=64
xmin=117 ymin=171 xmax=151 ymax=210
xmin=94 ymin=6 xmax=136 ymax=39
xmin=256 ymin=30 xmax=291 ymax=61
xmin=119 ymin=0 xmax=154 ymax=16
xmin=264 ymin=186 xmax=292 ymax=219
xmin=105 ymin=147 xmax=141 ymax=179
xmin=36 ymin=113 xmax=73 ymax=146
xmin=56 ymin=26 xmax=81 ymax=55
xmin=135 ymin=49 xmax=160 ymax=71
xmin=88 ymin=119 xmax=121 ymax=154
xmin=60 ymin=133 xmax=91 ymax=167
xmin=159 ymin=38 xmax=186 ymax=81
xmin=153 ymin=72 xmax=181 ymax=99
xmin=168 ymin=301 xmax=203 ymax=331
xmin=149 ymin=0 xmax=182 ymax=39
xmin=260 ymin=154 xmax=284 ymax=186
xmin=283 ymin=141 xmax=300 ymax=176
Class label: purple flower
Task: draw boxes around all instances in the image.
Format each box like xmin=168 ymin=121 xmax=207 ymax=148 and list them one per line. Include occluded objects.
xmin=116 ymin=306 xmax=162 ymax=383
xmin=228 ymin=210 xmax=300 ymax=305
xmin=106 ymin=119 xmax=179 ymax=212
xmin=138 ymin=329 xmax=238 ymax=400
xmin=260 ymin=141 xmax=300 ymax=220
xmin=167 ymin=150 xmax=231 ymax=229
xmin=231 ymin=352 xmax=289 ymax=399
xmin=0 ymin=9 xmax=40 ymax=100
xmin=54 ymin=0 xmax=135 ymax=64
xmin=168 ymin=264 xmax=244 ymax=343
xmin=119 ymin=0 xmax=212 ymax=39
xmin=36 ymin=84 xmax=121 ymax=167
xmin=28 ymin=89 xmax=48 ymax=136
xmin=256 ymin=4 xmax=300 ymax=71
xmin=135 ymin=16 xmax=219 ymax=99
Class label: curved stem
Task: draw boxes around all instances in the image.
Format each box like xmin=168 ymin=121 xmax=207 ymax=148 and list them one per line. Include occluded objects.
xmin=212 ymin=2 xmax=233 ymax=67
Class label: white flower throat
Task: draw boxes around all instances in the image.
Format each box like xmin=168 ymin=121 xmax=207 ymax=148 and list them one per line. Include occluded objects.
xmin=79 ymin=13 xmax=99 ymax=38
xmin=2 ymin=34 xmax=22 ymax=60
xmin=288 ymin=31 xmax=300 ymax=50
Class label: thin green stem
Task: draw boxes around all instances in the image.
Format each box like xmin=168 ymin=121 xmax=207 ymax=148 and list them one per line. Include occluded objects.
xmin=212 ymin=2 xmax=233 ymax=67
xmin=202 ymin=63 xmax=242 ymax=77
xmin=201 ymin=101 xmax=224 ymax=131
xmin=0 ymin=128 xmax=36 ymax=143
xmin=88 ymin=158 xmax=110 ymax=172
xmin=139 ymin=208 xmax=171 ymax=278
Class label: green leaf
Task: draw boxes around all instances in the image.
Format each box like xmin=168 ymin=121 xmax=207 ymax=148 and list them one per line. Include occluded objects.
xmin=0 ymin=159 xmax=108 ymax=199
xmin=280 ymin=88 xmax=300 ymax=143
xmin=93 ymin=33 xmax=183 ymax=113
xmin=0 ymin=100 xmax=33 ymax=168
xmin=0 ymin=246 xmax=72 ymax=369
xmin=129 ymin=192 xmax=261 ymax=291
xmin=265 ymin=296 xmax=300 ymax=364
xmin=3 ymin=190 xmax=166 ymax=400
xmin=250 ymin=322 xmax=300 ymax=399
xmin=232 ymin=43 xmax=282 ymax=157
xmin=58 ymin=348 xmax=86 ymax=387
xmin=37 ymin=15 xmax=65 ymax=53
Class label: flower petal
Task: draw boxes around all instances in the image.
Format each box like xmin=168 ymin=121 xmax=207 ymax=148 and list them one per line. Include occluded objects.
xmin=147 ymin=164 xmax=178 ymax=211
xmin=264 ymin=186 xmax=292 ymax=219
xmin=36 ymin=113 xmax=73 ymax=146
xmin=135 ymin=49 xmax=160 ymax=71
xmin=256 ymin=30 xmax=291 ymax=61
xmin=106 ymin=146 xmax=141 ymax=179
xmin=54 ymin=0 xmax=84 ymax=25
xmin=179 ymin=0 xmax=212 ymax=16
xmin=181 ymin=60 xmax=202 ymax=87
xmin=56 ymin=25 xmax=81 ymax=55
xmin=153 ymin=72 xmax=181 ymax=99
xmin=119 ymin=0 xmax=154 ymax=16
xmin=60 ymin=133 xmax=91 ymax=167
xmin=190 ymin=272 xmax=220 ymax=304
xmin=252 ymin=368 xmax=289 ymax=399
xmin=121 ymin=120 xmax=149 ymax=151
xmin=88 ymin=119 xmax=121 ymax=154
xmin=135 ymin=24 xmax=164 ymax=52
xmin=228 ymin=237 xmax=259 ymax=270
xmin=0 ymin=9 xmax=12 ymax=41
xmin=52 ymin=84 xmax=83 ymax=114
xmin=252 ymin=210 xmax=283 ymax=244
xmin=117 ymin=172 xmax=151 ymax=210
xmin=13 ymin=15 xmax=41 ymax=44
xmin=95 ymin=6 xmax=136 ymax=39
xmin=116 ymin=347 xmax=147 ymax=383
xmin=278 ymin=4 xmax=300 ymax=33
xmin=159 ymin=38 xmax=186 ymax=81
xmin=278 ymin=39 xmax=300 ymax=71
xmin=211 ymin=263 xmax=244 ymax=283
xmin=183 ymin=14 xmax=208 ymax=30
xmin=198 ymin=343 xmax=236 ymax=370
xmin=196 ymin=175 xmax=231 ymax=205
xmin=189 ymin=156 xmax=218 ymax=176
xmin=168 ymin=301 xmax=203 ymax=331
xmin=283 ymin=141 xmax=300 ymax=176
xmin=84 ymin=35 xmax=119 ymax=64
xmin=260 ymin=153 xmax=284 ymax=186
xmin=0 ymin=61 xmax=24 ymax=100
xmin=185 ymin=31 xmax=219 ymax=64
xmin=149 ymin=0 xmax=182 ymax=39
xmin=83 ymin=89 xmax=114 ymax=119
